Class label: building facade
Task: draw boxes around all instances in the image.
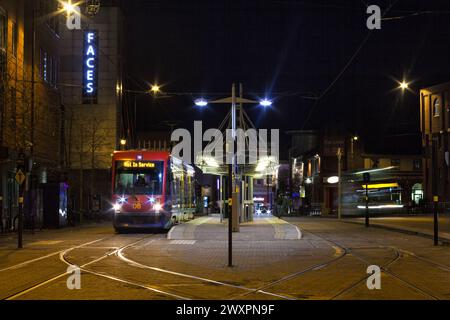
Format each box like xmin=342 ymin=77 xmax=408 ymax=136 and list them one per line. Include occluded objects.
xmin=60 ymin=1 xmax=124 ymax=220
xmin=1 ymin=0 xmax=125 ymax=231
xmin=0 ymin=0 xmax=26 ymax=231
xmin=288 ymin=130 xmax=422 ymax=216
xmin=420 ymin=82 xmax=450 ymax=203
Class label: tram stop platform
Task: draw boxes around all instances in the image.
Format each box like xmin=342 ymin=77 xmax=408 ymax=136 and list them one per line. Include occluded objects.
xmin=168 ymin=215 xmax=302 ymax=241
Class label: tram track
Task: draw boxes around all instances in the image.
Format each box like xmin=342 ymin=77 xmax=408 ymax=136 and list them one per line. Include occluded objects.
xmin=4 ymin=235 xmax=156 ymax=300
xmin=305 ymin=228 xmax=447 ymax=300
xmin=230 ymin=225 xmax=449 ymax=300
xmin=3 ymin=221 xmax=449 ymax=301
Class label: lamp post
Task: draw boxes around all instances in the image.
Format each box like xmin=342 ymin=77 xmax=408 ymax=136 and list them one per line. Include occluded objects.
xmin=194 ymin=84 xmax=271 ymax=267
xmin=337 ymin=148 xmax=342 ymax=220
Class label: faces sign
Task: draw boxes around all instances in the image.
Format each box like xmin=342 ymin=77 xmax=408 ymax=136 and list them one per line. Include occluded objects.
xmin=83 ymin=31 xmax=98 ymax=103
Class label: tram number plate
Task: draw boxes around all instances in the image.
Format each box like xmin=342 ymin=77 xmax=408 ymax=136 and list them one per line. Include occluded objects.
xmin=133 ymin=202 xmax=142 ymax=210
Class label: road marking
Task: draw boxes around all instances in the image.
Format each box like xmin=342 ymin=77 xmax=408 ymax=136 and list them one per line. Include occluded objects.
xmin=169 ymin=240 xmax=196 ymax=245
xmin=0 ymin=238 xmax=105 ymax=273
xmin=278 ymin=219 xmax=303 ymax=240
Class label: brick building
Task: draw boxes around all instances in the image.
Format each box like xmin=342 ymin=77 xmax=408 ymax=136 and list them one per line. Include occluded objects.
xmin=0 ymin=0 xmax=125 ymax=230
xmin=420 ymin=82 xmax=450 ymax=202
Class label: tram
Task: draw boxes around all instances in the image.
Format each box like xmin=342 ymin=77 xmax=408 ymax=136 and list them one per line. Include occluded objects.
xmin=111 ymin=150 xmax=196 ymax=232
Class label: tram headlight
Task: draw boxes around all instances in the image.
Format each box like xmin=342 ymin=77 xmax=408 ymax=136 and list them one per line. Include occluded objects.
xmin=118 ymin=196 xmax=127 ymax=204
xmin=154 ymin=203 xmax=162 ymax=211
xmin=113 ymin=203 xmax=121 ymax=212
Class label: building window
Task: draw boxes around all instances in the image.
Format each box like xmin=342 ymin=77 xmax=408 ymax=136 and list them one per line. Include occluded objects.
xmin=413 ymin=159 xmax=422 ymax=171
xmin=0 ymin=8 xmax=6 ymax=51
xmin=12 ymin=21 xmax=18 ymax=57
xmin=391 ymin=159 xmax=401 ymax=167
xmin=433 ymin=98 xmax=440 ymax=117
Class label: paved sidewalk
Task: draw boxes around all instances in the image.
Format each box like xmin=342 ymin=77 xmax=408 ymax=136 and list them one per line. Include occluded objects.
xmin=345 ymin=215 xmax=450 ymax=244
xmin=168 ymin=215 xmax=302 ymax=241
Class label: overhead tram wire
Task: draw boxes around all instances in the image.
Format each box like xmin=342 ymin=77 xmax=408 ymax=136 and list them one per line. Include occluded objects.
xmin=300 ymin=0 xmax=400 ymax=130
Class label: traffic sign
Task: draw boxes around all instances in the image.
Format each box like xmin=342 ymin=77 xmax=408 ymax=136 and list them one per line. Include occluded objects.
xmin=15 ymin=170 xmax=26 ymax=185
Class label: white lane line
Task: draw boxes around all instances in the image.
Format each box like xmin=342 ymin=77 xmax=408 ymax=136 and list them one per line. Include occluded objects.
xmin=279 ymin=219 xmax=303 ymax=240
xmin=294 ymin=225 xmax=303 ymax=240
xmin=169 ymin=240 xmax=196 ymax=245
xmin=167 ymin=227 xmax=175 ymax=240
xmin=0 ymin=238 xmax=105 ymax=273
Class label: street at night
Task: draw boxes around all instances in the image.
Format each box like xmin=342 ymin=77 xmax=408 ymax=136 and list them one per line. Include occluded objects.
xmin=1 ymin=0 xmax=450 ymax=316
xmin=1 ymin=217 xmax=449 ymax=300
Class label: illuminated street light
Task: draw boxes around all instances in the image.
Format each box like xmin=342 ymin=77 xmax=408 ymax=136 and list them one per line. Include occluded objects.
xmin=259 ymin=98 xmax=273 ymax=107
xmin=399 ymin=81 xmax=409 ymax=91
xmin=59 ymin=0 xmax=76 ymax=15
xmin=120 ymin=139 xmax=126 ymax=146
xmin=150 ymin=84 xmax=161 ymax=94
xmin=194 ymin=98 xmax=208 ymax=107
xmin=353 ymin=136 xmax=359 ymax=141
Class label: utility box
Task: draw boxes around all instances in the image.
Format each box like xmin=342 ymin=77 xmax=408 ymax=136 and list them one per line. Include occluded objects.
xmin=42 ymin=183 xmax=69 ymax=228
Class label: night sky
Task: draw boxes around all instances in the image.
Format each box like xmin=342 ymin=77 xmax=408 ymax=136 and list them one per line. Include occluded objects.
xmin=122 ymin=0 xmax=450 ymax=159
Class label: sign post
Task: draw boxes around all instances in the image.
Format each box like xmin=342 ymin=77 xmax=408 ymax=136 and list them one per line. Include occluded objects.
xmin=363 ymin=173 xmax=370 ymax=228
xmin=16 ymin=152 xmax=26 ymax=249
xmin=433 ymin=196 xmax=439 ymax=246
xmin=337 ymin=148 xmax=343 ymax=220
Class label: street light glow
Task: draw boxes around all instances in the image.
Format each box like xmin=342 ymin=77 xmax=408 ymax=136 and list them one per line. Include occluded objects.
xmin=259 ymin=98 xmax=272 ymax=107
xmin=194 ymin=98 xmax=208 ymax=107
xmin=120 ymin=139 xmax=126 ymax=146
xmin=400 ymin=81 xmax=409 ymax=90
xmin=150 ymin=84 xmax=161 ymax=94
xmin=60 ymin=0 xmax=76 ymax=14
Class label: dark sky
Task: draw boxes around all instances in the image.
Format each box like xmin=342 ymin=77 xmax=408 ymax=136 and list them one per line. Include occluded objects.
xmin=122 ymin=0 xmax=450 ymax=158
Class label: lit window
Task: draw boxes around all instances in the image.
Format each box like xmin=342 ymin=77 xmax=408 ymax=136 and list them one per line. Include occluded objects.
xmin=413 ymin=159 xmax=422 ymax=171
xmin=433 ymin=98 xmax=440 ymax=117
xmin=0 ymin=8 xmax=6 ymax=50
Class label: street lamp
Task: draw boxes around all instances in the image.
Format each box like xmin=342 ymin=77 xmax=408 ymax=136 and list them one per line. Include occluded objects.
xmin=259 ymin=98 xmax=273 ymax=107
xmin=120 ymin=139 xmax=127 ymax=150
xmin=194 ymin=98 xmax=208 ymax=107
xmin=399 ymin=81 xmax=409 ymax=91
xmin=58 ymin=0 xmax=81 ymax=15
xmin=150 ymin=84 xmax=161 ymax=95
